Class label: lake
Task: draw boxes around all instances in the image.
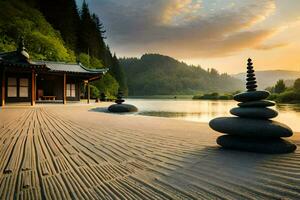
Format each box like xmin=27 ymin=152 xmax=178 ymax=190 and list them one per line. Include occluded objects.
xmin=126 ymin=99 xmax=300 ymax=132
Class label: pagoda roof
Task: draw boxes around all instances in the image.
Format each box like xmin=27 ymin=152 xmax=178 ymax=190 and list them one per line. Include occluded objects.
xmin=0 ymin=51 xmax=47 ymax=69
xmin=34 ymin=61 xmax=108 ymax=74
xmin=0 ymin=50 xmax=108 ymax=75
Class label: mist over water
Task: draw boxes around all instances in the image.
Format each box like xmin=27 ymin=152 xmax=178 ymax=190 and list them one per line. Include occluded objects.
xmin=126 ymin=99 xmax=300 ymax=132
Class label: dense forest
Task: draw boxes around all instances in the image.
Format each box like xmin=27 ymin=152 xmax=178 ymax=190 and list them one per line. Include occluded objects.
xmin=0 ymin=0 xmax=127 ymax=97
xmin=120 ymin=54 xmax=243 ymax=96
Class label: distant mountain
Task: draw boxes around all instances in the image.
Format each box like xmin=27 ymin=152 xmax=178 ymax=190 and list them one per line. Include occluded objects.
xmin=233 ymin=70 xmax=300 ymax=89
xmin=120 ymin=54 xmax=243 ymax=96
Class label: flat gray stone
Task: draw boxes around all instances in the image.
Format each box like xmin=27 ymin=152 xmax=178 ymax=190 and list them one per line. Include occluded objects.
xmin=238 ymin=100 xmax=275 ymax=108
xmin=230 ymin=107 xmax=278 ymax=119
xmin=115 ymin=99 xmax=125 ymax=104
xmin=217 ymin=135 xmax=297 ymax=154
xmin=108 ymin=104 xmax=138 ymax=113
xmin=234 ymin=91 xmax=270 ymax=102
xmin=209 ymin=117 xmax=293 ymax=138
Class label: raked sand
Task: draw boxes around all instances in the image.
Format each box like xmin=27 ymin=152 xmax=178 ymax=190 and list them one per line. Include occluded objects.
xmin=0 ymin=104 xmax=299 ymax=200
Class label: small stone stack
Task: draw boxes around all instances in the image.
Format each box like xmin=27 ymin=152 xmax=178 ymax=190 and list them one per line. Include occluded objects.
xmin=209 ymin=58 xmax=297 ymax=154
xmin=108 ymin=90 xmax=138 ymax=113
xmin=115 ymin=90 xmax=125 ymax=104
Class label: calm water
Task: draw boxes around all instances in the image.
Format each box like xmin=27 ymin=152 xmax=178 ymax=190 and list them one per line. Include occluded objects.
xmin=126 ymin=99 xmax=300 ymax=132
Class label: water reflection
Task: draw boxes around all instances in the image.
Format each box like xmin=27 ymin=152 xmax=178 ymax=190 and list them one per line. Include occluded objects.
xmin=276 ymin=104 xmax=300 ymax=112
xmin=126 ymin=99 xmax=300 ymax=132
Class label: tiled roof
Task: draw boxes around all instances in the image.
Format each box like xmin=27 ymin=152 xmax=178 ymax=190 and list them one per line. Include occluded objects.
xmin=0 ymin=51 xmax=108 ymax=75
xmin=35 ymin=61 xmax=108 ymax=74
xmin=0 ymin=51 xmax=47 ymax=69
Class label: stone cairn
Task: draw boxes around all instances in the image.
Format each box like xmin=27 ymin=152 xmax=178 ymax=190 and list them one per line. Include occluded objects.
xmin=115 ymin=90 xmax=125 ymax=104
xmin=108 ymin=90 xmax=138 ymax=113
xmin=209 ymin=58 xmax=297 ymax=154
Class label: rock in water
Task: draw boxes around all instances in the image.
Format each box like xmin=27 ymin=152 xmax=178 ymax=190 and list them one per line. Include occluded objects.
xmin=238 ymin=100 xmax=275 ymax=108
xmin=217 ymin=135 xmax=297 ymax=154
xmin=108 ymin=104 xmax=138 ymax=113
xmin=209 ymin=117 xmax=293 ymax=138
xmin=108 ymin=90 xmax=138 ymax=113
xmin=233 ymin=91 xmax=270 ymax=102
xmin=230 ymin=107 xmax=278 ymax=119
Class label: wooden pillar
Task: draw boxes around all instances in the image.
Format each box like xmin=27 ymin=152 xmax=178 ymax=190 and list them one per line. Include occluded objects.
xmin=63 ymin=73 xmax=66 ymax=104
xmin=1 ymin=69 xmax=5 ymax=107
xmin=31 ymin=70 xmax=35 ymax=106
xmin=87 ymin=81 xmax=90 ymax=104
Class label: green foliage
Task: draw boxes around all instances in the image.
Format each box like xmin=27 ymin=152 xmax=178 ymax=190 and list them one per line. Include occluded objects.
xmin=193 ymin=93 xmax=219 ymax=100
xmin=276 ymin=91 xmax=300 ymax=103
xmin=37 ymin=0 xmax=80 ymax=50
xmin=219 ymin=95 xmax=232 ymax=100
xmin=274 ymin=79 xmax=286 ymax=93
xmin=78 ymin=53 xmax=104 ymax=68
xmin=120 ymin=54 xmax=243 ymax=96
xmin=28 ymin=31 xmax=75 ymax=61
xmin=0 ymin=0 xmax=127 ymax=97
xmin=267 ymin=78 xmax=300 ymax=103
xmin=89 ymin=85 xmax=100 ymax=99
xmin=0 ymin=0 xmax=75 ymax=62
xmin=294 ymin=78 xmax=300 ymax=93
xmin=193 ymin=92 xmax=234 ymax=100
xmin=93 ymin=73 xmax=119 ymax=98
xmin=78 ymin=53 xmax=119 ymax=97
xmin=90 ymin=57 xmax=104 ymax=69
xmin=111 ymin=54 xmax=127 ymax=95
xmin=265 ymin=86 xmax=275 ymax=93
xmin=78 ymin=1 xmax=106 ymax=59
xmin=0 ymin=36 xmax=15 ymax=52
xmin=267 ymin=93 xmax=279 ymax=101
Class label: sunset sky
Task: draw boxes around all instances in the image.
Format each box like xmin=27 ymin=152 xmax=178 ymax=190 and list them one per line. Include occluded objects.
xmin=77 ymin=0 xmax=300 ymax=74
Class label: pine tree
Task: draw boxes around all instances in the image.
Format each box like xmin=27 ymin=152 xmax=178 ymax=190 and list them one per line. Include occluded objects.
xmin=91 ymin=14 xmax=106 ymax=60
xmin=293 ymin=79 xmax=300 ymax=93
xmin=274 ymin=80 xmax=286 ymax=94
xmin=104 ymin=45 xmax=113 ymax=68
xmin=112 ymin=54 xmax=127 ymax=94
xmin=78 ymin=0 xmax=93 ymax=55
xmin=37 ymin=0 xmax=80 ymax=50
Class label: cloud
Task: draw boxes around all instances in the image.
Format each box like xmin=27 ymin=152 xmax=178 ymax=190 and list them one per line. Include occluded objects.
xmin=86 ymin=0 xmax=278 ymax=58
xmin=160 ymin=0 xmax=202 ymax=26
xmin=255 ymin=43 xmax=288 ymax=50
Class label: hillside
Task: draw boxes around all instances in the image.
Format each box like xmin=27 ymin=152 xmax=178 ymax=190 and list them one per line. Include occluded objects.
xmin=120 ymin=54 xmax=243 ymax=96
xmin=0 ymin=0 xmax=75 ymax=61
xmin=233 ymin=70 xmax=300 ymax=89
xmin=0 ymin=0 xmax=126 ymax=97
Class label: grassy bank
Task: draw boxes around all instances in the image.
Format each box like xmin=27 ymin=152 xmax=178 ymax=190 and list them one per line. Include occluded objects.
xmin=127 ymin=95 xmax=194 ymax=99
xmin=192 ymin=92 xmax=239 ymax=100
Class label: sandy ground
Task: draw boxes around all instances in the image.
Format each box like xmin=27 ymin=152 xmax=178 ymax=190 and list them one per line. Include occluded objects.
xmin=0 ymin=103 xmax=299 ymax=200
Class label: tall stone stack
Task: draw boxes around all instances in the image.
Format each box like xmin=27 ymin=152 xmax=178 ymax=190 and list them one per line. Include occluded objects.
xmin=209 ymin=58 xmax=297 ymax=154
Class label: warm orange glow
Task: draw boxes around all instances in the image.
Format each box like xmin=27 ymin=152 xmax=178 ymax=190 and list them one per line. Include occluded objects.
xmin=83 ymin=0 xmax=300 ymax=73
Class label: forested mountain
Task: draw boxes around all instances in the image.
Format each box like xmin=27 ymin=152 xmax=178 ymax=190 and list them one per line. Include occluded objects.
xmin=0 ymin=0 xmax=127 ymax=97
xmin=233 ymin=70 xmax=300 ymax=89
xmin=120 ymin=54 xmax=243 ymax=96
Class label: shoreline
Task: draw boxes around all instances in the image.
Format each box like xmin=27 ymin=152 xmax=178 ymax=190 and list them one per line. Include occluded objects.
xmin=0 ymin=105 xmax=299 ymax=199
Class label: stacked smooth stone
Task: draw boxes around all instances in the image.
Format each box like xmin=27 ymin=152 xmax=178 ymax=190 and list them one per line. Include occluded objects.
xmin=209 ymin=58 xmax=297 ymax=154
xmin=108 ymin=90 xmax=138 ymax=113
xmin=115 ymin=91 xmax=125 ymax=104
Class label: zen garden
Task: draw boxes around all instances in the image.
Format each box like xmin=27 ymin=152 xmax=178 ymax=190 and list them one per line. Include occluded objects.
xmin=0 ymin=0 xmax=300 ymax=199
